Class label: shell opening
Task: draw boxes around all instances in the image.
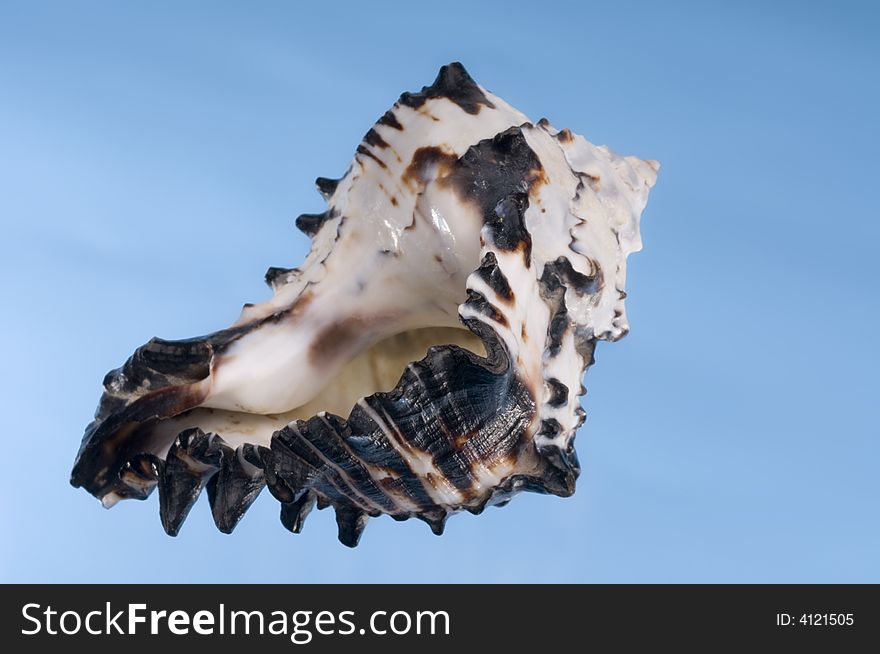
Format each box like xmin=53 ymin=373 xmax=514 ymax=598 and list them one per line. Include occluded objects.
xmin=149 ymin=326 xmax=485 ymax=453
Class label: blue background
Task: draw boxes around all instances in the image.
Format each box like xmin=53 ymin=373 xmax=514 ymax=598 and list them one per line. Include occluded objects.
xmin=1 ymin=0 xmax=877 ymax=583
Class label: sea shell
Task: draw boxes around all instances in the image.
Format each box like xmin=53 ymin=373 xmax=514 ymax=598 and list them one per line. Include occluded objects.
xmin=71 ymin=63 xmax=658 ymax=546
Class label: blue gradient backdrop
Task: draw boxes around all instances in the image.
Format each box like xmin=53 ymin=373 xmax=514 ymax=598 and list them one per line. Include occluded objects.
xmin=1 ymin=1 xmax=877 ymax=582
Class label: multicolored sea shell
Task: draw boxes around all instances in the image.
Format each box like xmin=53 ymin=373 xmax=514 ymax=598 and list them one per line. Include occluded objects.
xmin=71 ymin=63 xmax=658 ymax=546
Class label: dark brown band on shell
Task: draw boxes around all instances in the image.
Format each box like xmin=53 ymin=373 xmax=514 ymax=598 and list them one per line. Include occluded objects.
xmin=206 ymin=443 xmax=266 ymax=534
xmin=474 ymin=252 xmax=514 ymax=303
xmin=543 ymin=256 xmax=603 ymax=297
xmin=264 ymin=266 xmax=296 ymax=288
xmin=363 ymin=128 xmax=390 ymax=149
xmin=296 ymin=210 xmax=334 ymax=237
xmin=314 ymin=176 xmax=340 ymax=199
xmin=446 ymin=126 xmax=543 ymax=263
xmin=398 ymin=61 xmax=495 ymax=115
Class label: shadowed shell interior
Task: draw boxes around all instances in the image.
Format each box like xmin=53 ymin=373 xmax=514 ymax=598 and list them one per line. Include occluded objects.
xmin=71 ymin=62 xmax=658 ymax=546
